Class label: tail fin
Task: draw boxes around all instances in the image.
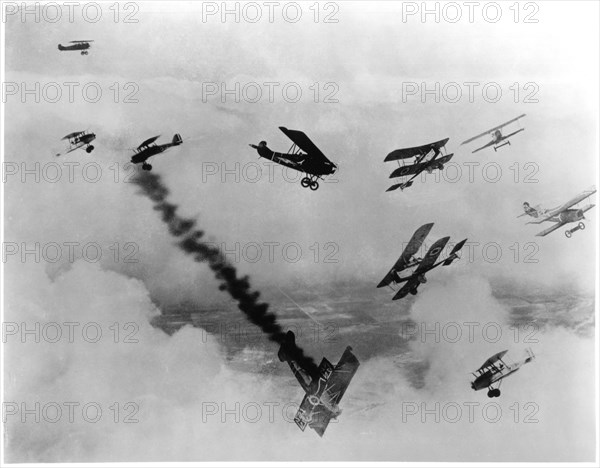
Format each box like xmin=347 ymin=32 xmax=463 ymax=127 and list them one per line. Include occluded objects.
xmin=172 ymin=134 xmax=183 ymax=146
xmin=443 ymin=238 xmax=467 ymax=266
xmin=525 ymin=347 xmax=535 ymax=362
xmin=58 ymin=44 xmax=66 ymax=50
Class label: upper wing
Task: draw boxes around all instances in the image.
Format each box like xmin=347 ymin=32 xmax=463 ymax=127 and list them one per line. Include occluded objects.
xmin=528 ymin=186 xmax=597 ymax=224
xmin=441 ymin=238 xmax=468 ymax=266
xmin=389 ymin=163 xmax=422 ymax=178
xmin=377 ymin=223 xmax=434 ymax=288
xmin=61 ymin=131 xmax=85 ymax=140
xmin=138 ymin=135 xmax=161 ymax=150
xmin=477 ymin=350 xmax=508 ymax=372
xmin=70 ymin=40 xmax=94 ymax=43
xmin=278 ymin=127 xmax=333 ymax=165
xmin=384 ymin=137 xmax=449 ymax=162
xmin=412 ymin=236 xmax=451 ymax=275
xmin=461 ymin=114 xmax=526 ymax=145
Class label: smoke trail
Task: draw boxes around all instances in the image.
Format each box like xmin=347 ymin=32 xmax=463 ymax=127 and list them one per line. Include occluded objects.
xmin=133 ymin=171 xmax=319 ymax=375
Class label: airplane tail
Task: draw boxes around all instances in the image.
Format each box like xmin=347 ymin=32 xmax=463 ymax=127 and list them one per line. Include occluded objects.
xmin=442 ymin=238 xmax=467 ymax=266
xmin=172 ymin=133 xmax=183 ymax=146
xmin=525 ymin=347 xmax=535 ymax=363
xmin=58 ymin=44 xmax=66 ymax=50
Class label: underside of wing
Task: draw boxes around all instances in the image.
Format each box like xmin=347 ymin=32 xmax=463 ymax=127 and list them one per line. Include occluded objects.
xmin=377 ymin=223 xmax=433 ymax=288
xmin=384 ymin=137 xmax=449 ymax=162
xmin=471 ymin=140 xmax=496 ymax=153
xmin=61 ymin=131 xmax=84 ymax=140
xmin=535 ymin=220 xmax=568 ymax=237
xmin=392 ymin=280 xmax=417 ymax=300
xmin=138 ymin=135 xmax=160 ymax=149
xmin=477 ymin=350 xmax=508 ymax=372
xmin=326 ymin=347 xmax=360 ymax=406
xmin=279 ymin=127 xmax=333 ymax=165
xmin=389 ymin=163 xmax=422 ymax=178
xmin=413 ymin=236 xmax=450 ymax=274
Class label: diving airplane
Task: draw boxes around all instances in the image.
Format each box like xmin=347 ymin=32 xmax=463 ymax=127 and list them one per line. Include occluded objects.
xmin=461 ymin=114 xmax=526 ymax=153
xmin=385 ymin=137 xmax=453 ymax=192
xmin=471 ymin=349 xmax=535 ymax=398
xmin=377 ymin=223 xmax=467 ymax=299
xmin=519 ymin=186 xmax=596 ymax=238
xmin=58 ymin=40 xmax=94 ymax=55
xmin=250 ymin=127 xmax=337 ymax=191
xmin=54 ymin=130 xmax=96 ymax=157
xmin=130 ymin=134 xmax=183 ymax=171
xmin=279 ymin=331 xmax=359 ymax=437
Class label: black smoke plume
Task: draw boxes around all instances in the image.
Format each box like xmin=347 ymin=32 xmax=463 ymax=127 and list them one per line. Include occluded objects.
xmin=133 ymin=171 xmax=319 ymax=375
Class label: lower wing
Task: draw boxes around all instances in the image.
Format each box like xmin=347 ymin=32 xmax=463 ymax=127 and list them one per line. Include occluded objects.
xmin=535 ymin=221 xmax=567 ymax=237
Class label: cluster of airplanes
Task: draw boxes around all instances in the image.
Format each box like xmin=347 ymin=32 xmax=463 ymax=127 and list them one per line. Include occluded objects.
xmin=57 ymin=40 xmax=595 ymax=438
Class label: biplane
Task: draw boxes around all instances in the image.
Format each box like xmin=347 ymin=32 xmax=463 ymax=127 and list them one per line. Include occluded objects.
xmin=461 ymin=114 xmax=526 ymax=153
xmin=519 ymin=186 xmax=596 ymax=238
xmin=249 ymin=127 xmax=337 ymax=191
xmin=130 ymin=134 xmax=183 ymax=171
xmin=54 ymin=130 xmax=96 ymax=157
xmin=377 ymin=223 xmax=467 ymax=300
xmin=384 ymin=138 xmax=453 ymax=192
xmin=58 ymin=40 xmax=94 ymax=55
xmin=279 ymin=331 xmax=359 ymax=437
xmin=471 ymin=349 xmax=535 ymax=398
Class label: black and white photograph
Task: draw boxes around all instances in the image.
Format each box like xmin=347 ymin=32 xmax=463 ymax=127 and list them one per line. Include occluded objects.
xmin=1 ymin=0 xmax=598 ymax=464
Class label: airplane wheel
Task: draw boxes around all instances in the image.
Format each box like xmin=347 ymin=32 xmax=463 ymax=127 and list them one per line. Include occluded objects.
xmin=565 ymin=230 xmax=572 ymax=238
xmin=579 ymin=222 xmax=585 ymax=230
xmin=301 ymin=177 xmax=310 ymax=188
xmin=86 ymin=145 xmax=94 ymax=153
xmin=309 ymin=180 xmax=319 ymax=191
xmin=410 ymin=288 xmax=418 ymax=295
xmin=493 ymin=389 xmax=501 ymax=397
xmin=487 ymin=390 xmax=494 ymax=398
xmin=142 ymin=163 xmax=152 ymax=171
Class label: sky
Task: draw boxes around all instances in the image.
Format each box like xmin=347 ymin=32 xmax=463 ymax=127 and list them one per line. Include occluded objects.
xmin=2 ymin=1 xmax=599 ymax=463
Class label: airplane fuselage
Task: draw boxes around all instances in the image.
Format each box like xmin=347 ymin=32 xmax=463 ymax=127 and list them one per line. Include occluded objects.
xmin=253 ymin=142 xmax=336 ymax=177
xmin=131 ymin=143 xmax=175 ymax=164
xmin=58 ymin=43 xmax=90 ymax=51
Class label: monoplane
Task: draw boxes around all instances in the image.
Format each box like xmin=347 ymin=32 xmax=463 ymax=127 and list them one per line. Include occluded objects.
xmin=130 ymin=134 xmax=183 ymax=171
xmin=384 ymin=138 xmax=453 ymax=192
xmin=471 ymin=349 xmax=535 ymax=398
xmin=54 ymin=130 xmax=96 ymax=157
xmin=377 ymin=223 xmax=467 ymax=299
xmin=58 ymin=40 xmax=94 ymax=55
xmin=279 ymin=331 xmax=359 ymax=437
xmin=461 ymin=114 xmax=526 ymax=153
xmin=519 ymin=186 xmax=596 ymax=238
xmin=250 ymin=127 xmax=337 ymax=191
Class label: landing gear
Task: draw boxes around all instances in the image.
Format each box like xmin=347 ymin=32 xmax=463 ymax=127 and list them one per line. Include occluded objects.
xmin=142 ymin=162 xmax=152 ymax=171
xmin=85 ymin=145 xmax=94 ymax=153
xmin=565 ymin=222 xmax=585 ymax=238
xmin=81 ymin=50 xmax=88 ymax=55
xmin=487 ymin=388 xmax=501 ymax=398
xmin=301 ymin=176 xmax=319 ymax=191
xmin=409 ymin=288 xmax=418 ymax=296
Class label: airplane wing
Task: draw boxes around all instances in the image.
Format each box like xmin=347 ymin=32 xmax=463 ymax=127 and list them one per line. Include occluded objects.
xmin=412 ymin=236 xmax=450 ymax=275
xmin=392 ymin=278 xmax=419 ymax=300
xmin=61 ymin=131 xmax=85 ymax=140
xmin=325 ymin=346 xmax=360 ymax=406
xmin=471 ymin=139 xmax=496 ymax=154
xmin=138 ymin=135 xmax=161 ymax=150
xmin=293 ymin=395 xmax=336 ymax=437
xmin=534 ymin=220 xmax=568 ymax=237
xmin=384 ymin=138 xmax=449 ymax=162
xmin=377 ymin=223 xmax=434 ymax=288
xmin=461 ymin=114 xmax=526 ymax=145
xmin=527 ymin=187 xmax=597 ymax=224
xmin=389 ymin=163 xmax=422 ymax=178
xmin=70 ymin=40 xmax=94 ymax=43
xmin=279 ymin=127 xmax=334 ymax=165
xmin=477 ymin=350 xmax=508 ymax=372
